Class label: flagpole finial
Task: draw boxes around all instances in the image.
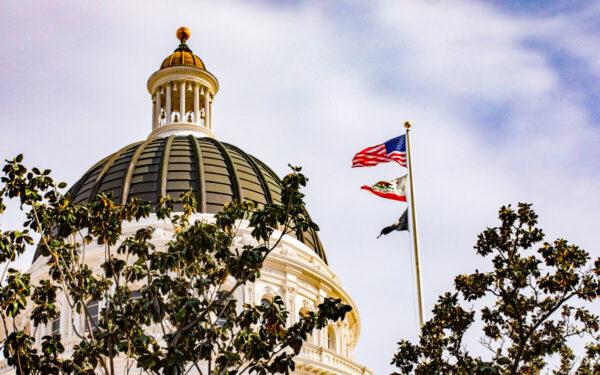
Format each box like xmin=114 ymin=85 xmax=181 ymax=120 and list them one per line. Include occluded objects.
xmin=404 ymin=121 xmax=411 ymax=129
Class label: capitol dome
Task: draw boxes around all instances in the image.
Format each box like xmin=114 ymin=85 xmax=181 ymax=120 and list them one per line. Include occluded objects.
xmin=68 ymin=135 xmax=327 ymax=262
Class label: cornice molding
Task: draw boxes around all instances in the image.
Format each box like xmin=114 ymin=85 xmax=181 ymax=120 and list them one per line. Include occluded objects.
xmin=147 ymin=123 xmax=216 ymax=139
xmin=147 ymin=66 xmax=219 ymax=95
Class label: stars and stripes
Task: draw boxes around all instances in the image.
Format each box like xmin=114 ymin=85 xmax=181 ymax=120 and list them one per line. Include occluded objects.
xmin=351 ymin=135 xmax=407 ymax=167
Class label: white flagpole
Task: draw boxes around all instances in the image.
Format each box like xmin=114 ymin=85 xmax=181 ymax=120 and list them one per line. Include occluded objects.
xmin=404 ymin=121 xmax=425 ymax=328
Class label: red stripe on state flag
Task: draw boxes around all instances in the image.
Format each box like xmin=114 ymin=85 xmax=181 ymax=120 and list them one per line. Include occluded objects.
xmin=361 ymin=185 xmax=407 ymax=201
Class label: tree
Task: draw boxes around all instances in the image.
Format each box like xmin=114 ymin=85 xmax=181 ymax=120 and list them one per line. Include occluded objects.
xmin=0 ymin=154 xmax=351 ymax=375
xmin=392 ymin=203 xmax=599 ymax=374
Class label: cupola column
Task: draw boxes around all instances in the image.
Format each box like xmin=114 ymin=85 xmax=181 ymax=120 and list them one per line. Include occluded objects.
xmin=154 ymin=90 xmax=162 ymax=129
xmin=179 ymin=81 xmax=186 ymax=122
xmin=209 ymin=95 xmax=213 ymax=129
xmin=157 ymin=88 xmax=163 ymax=126
xmin=152 ymin=95 xmax=157 ymax=130
xmin=165 ymin=83 xmax=172 ymax=123
xmin=193 ymin=84 xmax=200 ymax=124
xmin=204 ymin=90 xmax=210 ymax=128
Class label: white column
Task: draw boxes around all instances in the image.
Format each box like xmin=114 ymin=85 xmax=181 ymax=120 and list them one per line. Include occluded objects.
xmin=179 ymin=81 xmax=186 ymax=123
xmin=152 ymin=94 xmax=157 ymax=130
xmin=165 ymin=83 xmax=172 ymax=124
xmin=203 ymin=88 xmax=209 ymax=127
xmin=193 ymin=84 xmax=200 ymax=124
xmin=208 ymin=94 xmax=213 ymax=129
xmin=156 ymin=88 xmax=162 ymax=126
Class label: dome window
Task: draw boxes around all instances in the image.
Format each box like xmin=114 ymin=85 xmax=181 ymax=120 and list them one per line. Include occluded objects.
xmin=327 ymin=325 xmax=336 ymax=351
xmin=50 ymin=313 xmax=60 ymax=336
xmin=85 ymin=300 xmax=100 ymax=333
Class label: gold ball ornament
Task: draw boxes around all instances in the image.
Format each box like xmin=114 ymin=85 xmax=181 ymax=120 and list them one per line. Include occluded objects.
xmin=176 ymin=27 xmax=191 ymax=43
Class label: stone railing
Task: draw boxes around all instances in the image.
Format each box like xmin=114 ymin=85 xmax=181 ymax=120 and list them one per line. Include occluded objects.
xmin=0 ymin=347 xmax=374 ymax=375
xmin=298 ymin=343 xmax=374 ymax=375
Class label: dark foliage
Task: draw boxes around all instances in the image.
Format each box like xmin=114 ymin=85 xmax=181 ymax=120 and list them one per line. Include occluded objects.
xmin=0 ymin=155 xmax=351 ymax=374
xmin=392 ymin=203 xmax=599 ymax=374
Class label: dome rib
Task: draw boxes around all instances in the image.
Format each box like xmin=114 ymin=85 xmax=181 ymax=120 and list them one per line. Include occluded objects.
xmin=225 ymin=143 xmax=273 ymax=205
xmin=68 ymin=155 xmax=108 ymax=200
xmin=189 ymin=135 xmax=207 ymax=212
xmin=121 ymin=139 xmax=152 ymax=204
xmin=205 ymin=138 xmax=243 ymax=203
xmin=90 ymin=145 xmax=128 ymax=201
xmin=158 ymin=135 xmax=176 ymax=200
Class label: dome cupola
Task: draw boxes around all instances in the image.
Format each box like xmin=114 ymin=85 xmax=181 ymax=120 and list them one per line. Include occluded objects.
xmin=147 ymin=27 xmax=218 ymax=139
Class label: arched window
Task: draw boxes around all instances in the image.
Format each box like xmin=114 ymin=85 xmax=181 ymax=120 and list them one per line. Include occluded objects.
xmin=327 ymin=325 xmax=336 ymax=351
xmin=159 ymin=108 xmax=166 ymax=125
xmin=186 ymin=111 xmax=194 ymax=122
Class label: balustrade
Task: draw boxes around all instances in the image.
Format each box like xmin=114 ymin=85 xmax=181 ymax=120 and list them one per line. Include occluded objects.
xmin=299 ymin=344 xmax=373 ymax=375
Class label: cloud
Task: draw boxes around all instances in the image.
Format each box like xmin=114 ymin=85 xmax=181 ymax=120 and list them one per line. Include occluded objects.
xmin=1 ymin=0 xmax=599 ymax=373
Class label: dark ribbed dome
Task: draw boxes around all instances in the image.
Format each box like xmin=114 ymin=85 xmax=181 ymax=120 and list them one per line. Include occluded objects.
xmin=69 ymin=135 xmax=327 ymax=263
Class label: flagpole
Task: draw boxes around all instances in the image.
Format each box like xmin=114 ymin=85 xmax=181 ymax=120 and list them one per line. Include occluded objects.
xmin=404 ymin=121 xmax=425 ymax=329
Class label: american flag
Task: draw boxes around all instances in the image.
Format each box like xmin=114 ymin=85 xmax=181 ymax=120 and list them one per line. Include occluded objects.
xmin=352 ymin=135 xmax=407 ymax=167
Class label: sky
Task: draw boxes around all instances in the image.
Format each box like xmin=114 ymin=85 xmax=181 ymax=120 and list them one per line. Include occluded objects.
xmin=1 ymin=1 xmax=600 ymax=373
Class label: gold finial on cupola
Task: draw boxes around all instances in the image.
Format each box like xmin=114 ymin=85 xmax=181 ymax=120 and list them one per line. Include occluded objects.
xmin=176 ymin=26 xmax=191 ymax=44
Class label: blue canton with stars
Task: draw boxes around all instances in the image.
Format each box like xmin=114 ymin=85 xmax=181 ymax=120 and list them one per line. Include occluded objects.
xmin=384 ymin=135 xmax=406 ymax=154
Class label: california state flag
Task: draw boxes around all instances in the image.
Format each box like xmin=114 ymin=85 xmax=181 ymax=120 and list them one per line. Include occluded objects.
xmin=361 ymin=175 xmax=407 ymax=202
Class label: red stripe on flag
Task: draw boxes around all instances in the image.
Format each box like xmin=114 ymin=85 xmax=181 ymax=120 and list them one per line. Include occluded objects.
xmin=354 ymin=155 xmax=390 ymax=162
xmin=361 ymin=185 xmax=407 ymax=201
xmin=352 ymin=160 xmax=388 ymax=167
xmin=354 ymin=153 xmax=391 ymax=159
xmin=359 ymin=144 xmax=386 ymax=153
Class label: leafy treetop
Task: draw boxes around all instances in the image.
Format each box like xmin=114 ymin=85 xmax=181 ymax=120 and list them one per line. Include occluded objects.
xmin=392 ymin=203 xmax=599 ymax=375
